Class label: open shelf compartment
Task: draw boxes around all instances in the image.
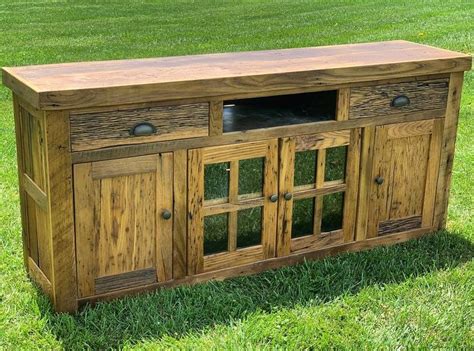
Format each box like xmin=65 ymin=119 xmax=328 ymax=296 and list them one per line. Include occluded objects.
xmin=223 ymin=90 xmax=337 ymax=133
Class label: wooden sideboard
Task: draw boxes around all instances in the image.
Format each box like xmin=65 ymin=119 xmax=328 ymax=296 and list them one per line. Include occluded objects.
xmin=2 ymin=40 xmax=471 ymax=312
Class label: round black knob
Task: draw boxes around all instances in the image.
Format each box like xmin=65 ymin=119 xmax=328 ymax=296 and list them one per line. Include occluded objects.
xmin=162 ymin=210 xmax=172 ymax=220
xmin=269 ymin=194 xmax=278 ymax=202
xmin=284 ymin=192 xmax=293 ymax=201
xmin=375 ymin=176 xmax=384 ymax=185
xmin=391 ymin=95 xmax=410 ymax=108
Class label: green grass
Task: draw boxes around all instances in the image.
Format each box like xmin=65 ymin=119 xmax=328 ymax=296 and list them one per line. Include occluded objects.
xmin=0 ymin=0 xmax=473 ymax=349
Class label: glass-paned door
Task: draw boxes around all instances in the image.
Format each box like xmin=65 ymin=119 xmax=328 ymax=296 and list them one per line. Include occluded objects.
xmin=188 ymin=140 xmax=278 ymax=274
xmin=277 ymin=129 xmax=361 ymax=256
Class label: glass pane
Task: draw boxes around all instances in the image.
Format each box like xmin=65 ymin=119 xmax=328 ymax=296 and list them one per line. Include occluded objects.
xmin=321 ymin=192 xmax=344 ymax=232
xmin=239 ymin=158 xmax=264 ymax=196
xmin=325 ymin=146 xmax=347 ymax=181
xmin=204 ymin=214 xmax=228 ymax=255
xmin=291 ymin=198 xmax=315 ymax=238
xmin=237 ymin=207 xmax=262 ymax=248
xmin=294 ymin=150 xmax=317 ymax=187
xmin=204 ymin=162 xmax=229 ymax=201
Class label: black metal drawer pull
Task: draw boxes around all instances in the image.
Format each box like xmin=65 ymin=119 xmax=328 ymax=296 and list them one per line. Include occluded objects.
xmin=391 ymin=95 xmax=410 ymax=108
xmin=130 ymin=122 xmax=156 ymax=136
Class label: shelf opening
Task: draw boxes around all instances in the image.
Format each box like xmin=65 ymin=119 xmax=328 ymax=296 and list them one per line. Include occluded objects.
xmin=223 ymin=90 xmax=337 ymax=133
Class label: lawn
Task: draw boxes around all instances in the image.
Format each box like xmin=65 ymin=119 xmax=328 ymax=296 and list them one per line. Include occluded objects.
xmin=0 ymin=0 xmax=473 ymax=349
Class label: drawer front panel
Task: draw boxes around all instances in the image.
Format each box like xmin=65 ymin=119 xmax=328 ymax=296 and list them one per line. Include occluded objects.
xmin=70 ymin=103 xmax=209 ymax=151
xmin=349 ymin=79 xmax=448 ymax=119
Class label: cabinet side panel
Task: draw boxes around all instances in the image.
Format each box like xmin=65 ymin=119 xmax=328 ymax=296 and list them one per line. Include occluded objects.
xmin=44 ymin=110 xmax=78 ymax=312
xmin=434 ymin=72 xmax=465 ymax=229
xmin=12 ymin=95 xmax=30 ymax=269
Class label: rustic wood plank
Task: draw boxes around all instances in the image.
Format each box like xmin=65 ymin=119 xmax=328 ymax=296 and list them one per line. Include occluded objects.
xmin=79 ymin=227 xmax=434 ymax=305
xmin=72 ymin=108 xmax=446 ymax=164
xmin=421 ymin=119 xmax=443 ymax=228
xmin=28 ymin=257 xmax=53 ymax=298
xmin=313 ymin=149 xmax=326 ymax=237
xmin=336 ymin=88 xmax=350 ymax=121
xmin=293 ymin=183 xmax=346 ymax=201
xmin=378 ymin=216 xmax=422 ymax=236
xmin=156 ymin=153 xmax=174 ymax=282
xmin=294 ymin=130 xmax=350 ymax=151
xmin=187 ymin=149 xmax=204 ymax=274
xmin=262 ymin=139 xmax=279 ymax=259
xmin=91 ymin=154 xmax=158 ymax=179
xmin=276 ymin=137 xmax=295 ymax=256
xmin=12 ymin=96 xmax=30 ymax=269
xmin=203 ymin=140 xmax=269 ymax=164
xmin=434 ymin=72 xmax=465 ymax=229
xmin=74 ymin=162 xmax=98 ymax=298
xmin=209 ymin=100 xmax=223 ymax=136
xmin=95 ymin=268 xmax=157 ymax=295
xmin=22 ymin=174 xmax=48 ymax=211
xmin=203 ymin=198 xmax=265 ymax=217
xmin=203 ymin=246 xmax=263 ymax=272
xmin=3 ymin=41 xmax=470 ymax=110
xmin=350 ymin=79 xmax=449 ymax=119
xmin=173 ymin=149 xmax=187 ymax=279
xmin=342 ymin=128 xmax=361 ymax=242
xmin=355 ymin=126 xmax=375 ymax=241
xmin=70 ymin=103 xmax=209 ymax=151
xmin=291 ymin=230 xmax=344 ymax=252
xmin=43 ymin=110 xmax=77 ymax=312
xmin=228 ymin=160 xmax=239 ymax=252
xmin=385 ymin=119 xmax=434 ymax=139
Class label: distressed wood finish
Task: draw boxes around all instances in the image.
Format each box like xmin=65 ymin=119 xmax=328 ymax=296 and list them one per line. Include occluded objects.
xmin=70 ymin=103 xmax=209 ymax=151
xmin=365 ymin=120 xmax=443 ymax=238
xmin=188 ymin=140 xmax=278 ymax=273
xmin=5 ymin=41 xmax=470 ymax=311
xmin=2 ymin=41 xmax=471 ymax=110
xmin=434 ymin=72 xmax=465 ymax=229
xmin=74 ymin=153 xmax=174 ymax=297
xmin=350 ymin=79 xmax=449 ymax=118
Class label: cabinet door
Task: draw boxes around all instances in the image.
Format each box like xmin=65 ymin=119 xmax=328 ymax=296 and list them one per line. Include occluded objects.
xmin=74 ymin=154 xmax=173 ymax=297
xmin=187 ymin=140 xmax=278 ymax=274
xmin=277 ymin=129 xmax=361 ymax=256
xmin=366 ymin=119 xmax=443 ymax=237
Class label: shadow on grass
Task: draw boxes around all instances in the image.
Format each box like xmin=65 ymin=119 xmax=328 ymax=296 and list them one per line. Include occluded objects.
xmin=39 ymin=230 xmax=473 ymax=349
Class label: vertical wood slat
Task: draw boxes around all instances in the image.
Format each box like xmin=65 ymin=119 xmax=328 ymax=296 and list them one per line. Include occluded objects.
xmin=12 ymin=95 xmax=30 ymax=270
xmin=209 ymin=100 xmax=223 ymax=136
xmin=262 ymin=139 xmax=279 ymax=258
xmin=336 ymin=88 xmax=351 ymax=121
xmin=156 ymin=153 xmax=174 ymax=282
xmin=422 ymin=119 xmax=443 ymax=227
xmin=74 ymin=162 xmax=98 ymax=297
xmin=365 ymin=126 xmax=390 ymax=239
xmin=173 ymin=149 xmax=187 ymax=279
xmin=434 ymin=72 xmax=465 ymax=229
xmin=276 ymin=137 xmax=295 ymax=256
xmin=228 ymin=160 xmax=239 ymax=252
xmin=313 ymin=149 xmax=326 ymax=236
xmin=355 ymin=126 xmax=376 ymax=241
xmin=44 ymin=110 xmax=78 ymax=312
xmin=31 ymin=112 xmax=53 ymax=281
xmin=187 ymin=149 xmax=204 ymax=274
xmin=21 ymin=107 xmax=39 ymax=264
xmin=342 ymin=128 xmax=361 ymax=242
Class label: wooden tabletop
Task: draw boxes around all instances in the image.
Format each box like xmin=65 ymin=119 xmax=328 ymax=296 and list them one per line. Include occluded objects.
xmin=2 ymin=40 xmax=471 ymax=110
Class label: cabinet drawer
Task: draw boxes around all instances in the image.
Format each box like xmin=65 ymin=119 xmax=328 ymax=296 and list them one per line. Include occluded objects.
xmin=70 ymin=102 xmax=209 ymax=151
xmin=349 ymin=79 xmax=449 ymax=119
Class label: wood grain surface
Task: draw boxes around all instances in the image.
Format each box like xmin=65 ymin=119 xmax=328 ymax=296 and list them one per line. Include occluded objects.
xmin=3 ymin=41 xmax=471 ymax=109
